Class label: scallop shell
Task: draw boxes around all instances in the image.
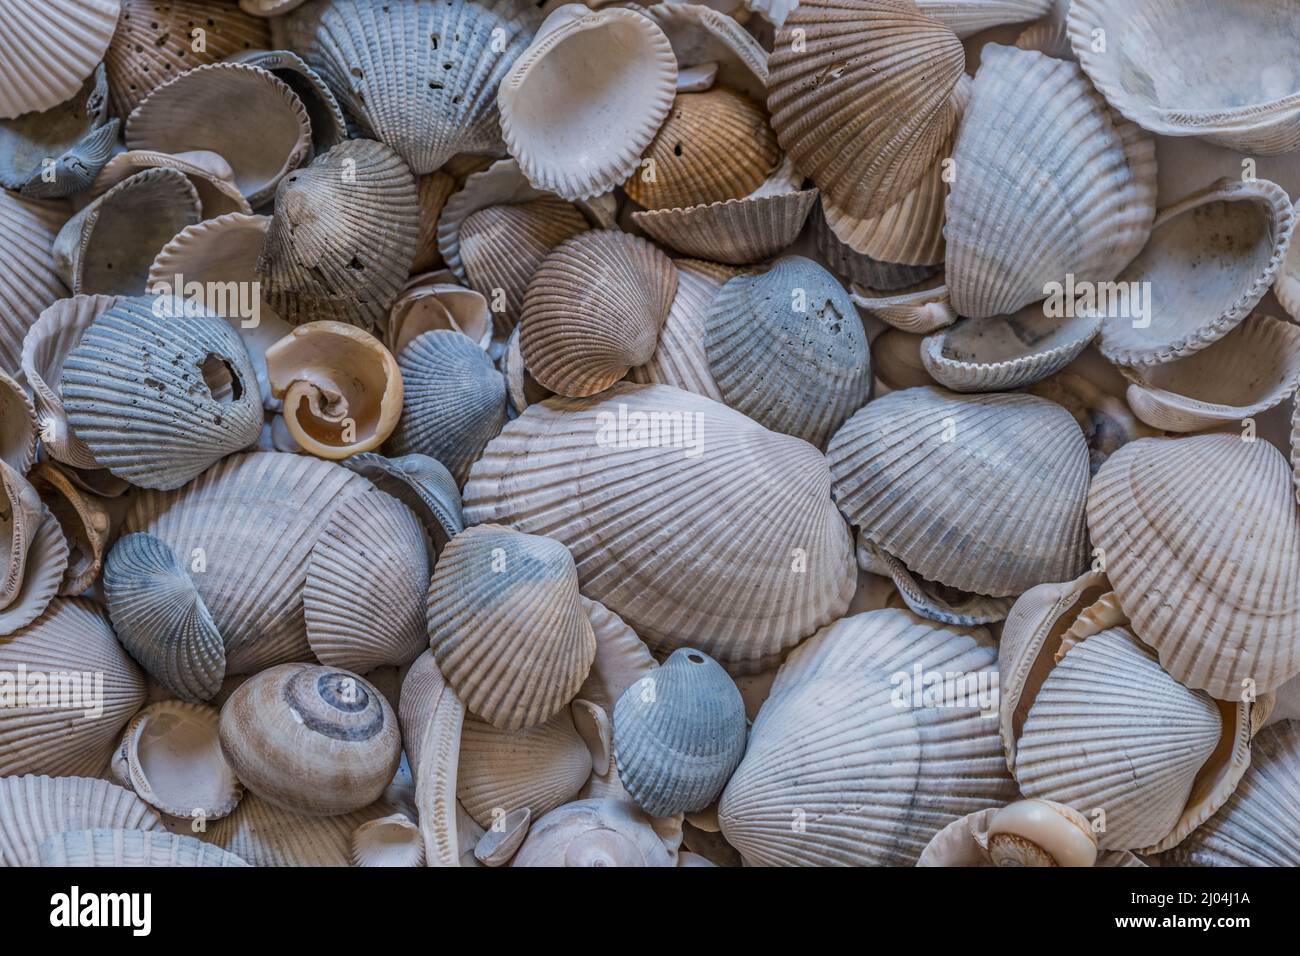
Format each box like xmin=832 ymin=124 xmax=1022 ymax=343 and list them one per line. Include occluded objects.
xmin=630 ymin=185 xmax=818 ymax=266
xmin=0 ymin=598 xmax=147 ymax=778
xmin=228 ymin=48 xmax=348 ymax=154
xmin=427 ymin=523 xmax=596 ymax=731
xmin=463 ymin=383 xmax=857 ymax=674
xmin=0 ymin=506 xmax=67 ymax=638
xmin=1087 ymin=434 xmax=1300 ymax=698
xmin=219 ymin=662 xmax=402 ymax=816
xmin=257 ymin=138 xmax=420 ymax=333
xmin=92 ymin=149 xmax=251 ymax=219
xmin=719 ymin=608 xmax=1016 ymax=866
xmin=919 ymin=0 xmax=1052 ymax=36
xmin=0 ymin=371 xmax=35 ymax=474
xmin=387 ymin=330 xmax=507 ymax=484
xmin=0 ymin=0 xmax=120 ymax=120
xmin=388 ymin=276 xmax=492 ymax=355
xmin=340 ymin=452 xmax=463 ymax=554
xmin=945 ymin=45 xmax=1157 ymax=320
xmin=350 ymin=812 xmax=424 ymax=867
xmin=851 ymin=277 xmax=955 ymax=335
xmin=705 ymin=255 xmax=871 ymax=448
xmin=510 ymin=798 xmax=674 ymax=867
xmin=828 ymin=387 xmax=1091 ymax=598
xmin=101 ymin=532 xmax=226 ymax=703
xmin=520 ymin=231 xmax=677 ymax=398
xmin=869 ymin=329 xmax=935 ymax=392
xmin=474 ymin=807 xmax=530 ymax=866
xmin=499 ymin=5 xmax=675 ymax=201
xmin=397 ymin=650 xmax=465 ymax=867
xmin=28 ymin=461 xmax=110 ymax=596
xmin=207 ymin=791 xmax=401 ymax=866
xmin=0 ymin=191 xmax=69 ymax=374
xmin=59 ymin=297 xmax=264 ymax=490
xmin=37 ymin=828 xmax=248 ymax=867
xmin=0 ymin=775 xmax=162 ymax=867
xmin=811 ymin=198 xmax=940 ymax=291
xmin=1097 ymin=178 xmax=1296 ymax=366
xmin=766 ymin=0 xmax=965 ymax=219
xmin=626 ymin=260 xmax=729 ymax=401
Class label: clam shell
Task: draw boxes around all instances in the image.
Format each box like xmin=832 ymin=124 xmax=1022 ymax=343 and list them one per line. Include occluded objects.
xmin=613 ymin=648 xmax=746 ymax=817
xmin=504 ymin=325 xmax=551 ymax=414
xmin=397 ymin=650 xmax=465 ymax=867
xmin=916 ymin=802 xmax=1146 ymax=867
xmin=102 ymin=532 xmax=226 ymax=703
xmin=228 ymin=48 xmax=348 ymax=153
xmin=520 ymin=231 xmax=677 ymax=398
xmin=918 ymin=0 xmax=1052 ymax=36
xmin=426 ymin=523 xmax=597 ymax=731
xmin=500 ymin=5 xmax=676 ymax=201
xmin=474 ymin=807 xmax=530 ymax=866
xmin=219 ymin=662 xmax=402 ymax=816
xmin=0 ymin=191 xmax=69 ymax=374
xmin=705 ymin=255 xmax=871 ymax=448
xmin=59 ymin=297 xmax=264 ymax=490
xmin=412 ymin=173 xmax=456 ymax=274
xmin=0 ymin=775 xmax=162 ymax=867
xmin=627 ymin=260 xmax=730 ymax=401
xmin=851 ymin=277 xmax=955 ymax=335
xmin=811 ymin=198 xmax=939 ymax=291
xmin=389 ymin=276 xmax=492 ymax=355
xmin=388 ymin=330 xmax=507 ymax=484
xmin=1087 ymin=434 xmax=1300 ymax=698
xmin=767 ymin=0 xmax=965 ymax=219
xmin=0 ymin=0 xmax=120 ymax=120
xmin=463 ymin=384 xmax=857 ymax=674
xmin=92 ymin=149 xmax=251 ymax=219
xmin=0 ymin=598 xmax=147 ymax=777
xmin=644 ymin=3 xmax=767 ymax=100
xmin=0 ymin=370 xmax=35 ymax=473
xmin=510 ymin=798 xmax=674 ymax=867
xmin=37 ymin=828 xmax=248 ymax=867
xmin=858 ymin=536 xmax=1015 ymax=627
xmin=208 ymin=791 xmax=400 ymax=866
xmin=945 ymin=44 xmax=1157 ymax=320
xmin=718 ymin=608 xmax=1016 ymax=866
xmin=27 ymin=461 xmax=110 ymax=596
xmin=828 ymin=387 xmax=1091 ymax=597
xmin=869 ymin=329 xmax=936 ymax=392
xmin=631 ymin=185 xmax=818 ymax=266
xmin=350 ymin=812 xmax=424 ymax=867
xmin=0 ymin=507 xmax=67 ymax=639
xmin=340 ymin=452 xmax=463 ymax=554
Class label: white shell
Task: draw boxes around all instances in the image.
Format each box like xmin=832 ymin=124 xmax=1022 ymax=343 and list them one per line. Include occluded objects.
xmin=0 ymin=775 xmax=162 ymax=867
xmin=0 ymin=0 xmax=120 ymax=119
xmin=37 ymin=829 xmax=248 ymax=867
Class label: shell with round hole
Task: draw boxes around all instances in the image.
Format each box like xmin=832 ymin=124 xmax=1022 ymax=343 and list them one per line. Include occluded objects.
xmin=0 ymin=0 xmax=120 ymax=120
xmin=0 ymin=775 xmax=163 ymax=867
xmin=38 ymin=828 xmax=249 ymax=867
xmin=510 ymin=798 xmax=675 ymax=867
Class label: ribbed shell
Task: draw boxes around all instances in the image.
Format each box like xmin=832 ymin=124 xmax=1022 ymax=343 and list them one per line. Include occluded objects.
xmin=627 ymin=261 xmax=728 ymax=401
xmin=812 ymin=199 xmax=939 ymax=291
xmin=631 ymin=188 xmax=818 ymax=266
xmin=341 ymin=452 xmax=463 ymax=554
xmin=0 ymin=191 xmax=68 ymax=374
xmin=257 ymin=139 xmax=419 ymax=333
xmin=102 ymin=532 xmax=226 ymax=703
xmin=851 ymin=278 xmax=955 ymax=335
xmin=919 ymin=0 xmax=1051 ymax=36
xmin=1087 ymin=434 xmax=1300 ymax=697
xmin=510 ymin=798 xmax=673 ymax=867
xmin=767 ymin=0 xmax=965 ymax=219
xmin=229 ymin=48 xmax=348 ymax=154
xmin=387 ymin=330 xmax=507 ymax=484
xmin=828 ymin=387 xmax=1091 ymax=597
xmin=945 ymin=44 xmax=1156 ymax=320
xmin=644 ymin=2 xmax=767 ymax=100
xmin=38 ymin=828 xmax=247 ymax=867
xmin=0 ymin=508 xmax=67 ymax=638
xmin=614 ymin=648 xmax=746 ymax=817
xmin=303 ymin=487 xmax=429 ymax=673
xmin=1 ymin=461 xmax=43 ymax=609
xmin=0 ymin=775 xmax=162 ymax=867
xmin=93 ymin=148 xmax=251 ymax=219
xmin=28 ymin=459 xmax=108 ymax=596
xmin=207 ymin=792 xmax=399 ymax=866
xmin=577 ymin=598 xmax=656 ymax=717
xmin=0 ymin=598 xmax=147 ymax=777
xmin=350 ymin=812 xmax=424 ymax=867
xmin=0 ymin=371 xmax=34 ymax=473
xmin=397 ymin=650 xmax=465 ymax=867
xmin=0 ymin=0 xmax=120 ymax=119
xmin=718 ymin=608 xmax=1016 ymax=866
xmin=412 ymin=172 xmax=455 ymax=273
xmin=463 ymin=384 xmax=856 ymax=673
xmin=705 ymin=256 xmax=871 ymax=448
xmin=59 ymin=297 xmax=264 ymax=490
xmin=426 ymin=524 xmax=596 ymax=731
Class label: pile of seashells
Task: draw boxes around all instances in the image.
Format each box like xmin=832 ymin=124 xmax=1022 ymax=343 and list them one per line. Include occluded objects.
xmin=0 ymin=0 xmax=1298 ymax=869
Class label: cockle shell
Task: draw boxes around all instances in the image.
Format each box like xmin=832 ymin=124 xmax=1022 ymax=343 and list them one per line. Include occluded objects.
xmin=918 ymin=0 xmax=1052 ymax=37
xmin=1015 ymin=0 xmax=1073 ymax=59
xmin=412 ymin=173 xmax=456 ymax=274
xmin=577 ymin=598 xmax=657 ymax=718
xmin=645 ymin=2 xmax=766 ymax=97
xmin=219 ymin=662 xmax=402 ymax=816
xmin=0 ymin=0 xmax=120 ymax=119
xmin=102 ymin=532 xmax=225 ymax=703
xmin=0 ymin=598 xmax=146 ymax=778
xmin=37 ymin=828 xmax=248 ymax=867
xmin=945 ymin=44 xmax=1157 ymax=320
xmin=0 ymin=191 xmax=68 ymax=374
xmin=1087 ymin=434 xmax=1300 ymax=698
xmin=858 ymin=536 xmax=1015 ymax=627
xmin=811 ymin=199 xmax=939 ymax=292
xmin=719 ymin=608 xmax=1016 ymax=866
xmin=350 ymin=812 xmax=424 ymax=867
xmin=398 ymin=650 xmax=465 ymax=867
xmin=228 ymin=49 xmax=348 ymax=154
xmin=388 ymin=276 xmax=492 ymax=355
xmin=28 ymin=461 xmax=110 ymax=596
xmin=92 ymin=149 xmax=251 ymax=219
xmin=503 ymin=325 xmax=551 ymax=413
xmin=1028 ymin=371 xmax=1154 ymax=474
xmin=851 ymin=277 xmax=955 ymax=335
xmin=0 ymin=371 xmax=35 ymax=474
xmin=426 ymin=523 xmax=596 ymax=731
xmin=59 ymin=297 xmax=264 ymax=490
xmin=627 ymin=260 xmax=732 ymax=401
xmin=0 ymin=504 xmax=66 ymax=639
xmin=0 ymin=775 xmax=162 ymax=867
xmin=341 ymin=452 xmax=463 ymax=554
xmin=0 ymin=461 xmax=43 ymax=610
xmin=1097 ymin=178 xmax=1296 ymax=366
xmin=510 ymin=798 xmax=674 ymax=867
xmin=463 ymin=384 xmax=857 ymax=674
xmin=705 ymin=255 xmax=871 ymax=448
xmin=208 ymin=791 xmax=401 ymax=866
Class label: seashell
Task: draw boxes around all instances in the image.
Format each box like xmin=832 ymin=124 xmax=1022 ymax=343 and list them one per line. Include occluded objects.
xmin=645 ymin=3 xmax=766 ymax=100
xmin=257 ymin=139 xmax=420 ymax=332
xmin=37 ymin=828 xmax=249 ymax=867
xmin=219 ymin=662 xmax=402 ymax=816
xmin=474 ymin=807 xmax=530 ymax=866
xmin=570 ymin=698 xmax=611 ymax=778
xmin=0 ymin=0 xmax=120 ymax=120
xmin=0 ymin=461 xmax=44 ymax=608
xmin=411 ymin=173 xmax=456 ymax=274
xmin=303 ymin=487 xmax=429 ymax=673
xmin=520 ymin=231 xmax=677 ymax=398
xmin=101 ymin=532 xmax=225 ymax=703
xmin=510 ymin=798 xmax=674 ymax=867
xmin=0 ymin=775 xmax=162 ymax=867
xmin=851 ymin=277 xmax=955 ymax=335
xmin=0 ymin=598 xmax=147 ymax=777
xmin=242 ymin=0 xmax=310 ymax=15
xmin=109 ymin=700 xmax=243 ymax=821
xmin=0 ymin=503 xmax=67 ymax=639
xmin=919 ymin=303 xmax=1101 ymax=393
xmin=92 ymin=149 xmax=251 ymax=219
xmin=613 ymin=648 xmax=746 ymax=817
xmin=28 ymin=461 xmax=111 ymax=595
xmin=387 ymin=330 xmax=507 ymax=483
xmin=427 ymin=523 xmax=596 ymax=731
xmin=828 ymin=387 xmax=1091 ymax=598
xmin=1087 ymin=434 xmax=1300 ymax=698
xmin=465 ymin=384 xmax=856 ymax=673
xmin=0 ymin=191 xmax=69 ymax=374
xmin=59 ymin=297 xmax=264 ymax=490
xmin=398 ymin=650 xmax=466 ymax=867
xmin=389 ymin=275 xmax=492 ymax=355
xmin=918 ymin=0 xmax=1052 ymax=36
xmin=1016 ymin=3 xmax=1074 ymax=60
xmin=340 ymin=452 xmax=463 ymax=554
xmin=1097 ymin=178 xmax=1295 ymax=366
xmin=350 ymin=813 xmax=425 ymax=867
xmin=705 ymin=256 xmax=871 ymax=448
xmin=458 ymin=709 xmax=593 ymax=828
xmin=53 ymin=167 xmax=202 ymax=295
xmin=719 ymin=608 xmax=1016 ymax=866
xmin=577 ymin=598 xmax=657 ymax=719
xmin=811 ymin=199 xmax=939 ymax=292
xmin=503 ymin=325 xmax=551 ymax=414
xmin=126 ymin=63 xmax=310 ymax=209
xmin=626 ymin=260 xmax=729 ymax=401
xmin=227 ymin=49 xmax=348 ymax=153
xmin=0 ymin=371 xmax=35 ymax=474
xmin=0 ymin=63 xmax=118 ymax=199
xmin=871 ymin=329 xmax=939 ymax=393
xmin=208 ymin=791 xmax=400 ymax=866
xmin=917 ymin=800 xmax=1145 ymax=867
xmin=858 ymin=536 xmax=1015 ymax=627
xmin=1028 ymin=371 xmax=1153 ymax=474
xmin=945 ymin=44 xmax=1157 ymax=320
xmin=767 ymin=0 xmax=966 ymax=219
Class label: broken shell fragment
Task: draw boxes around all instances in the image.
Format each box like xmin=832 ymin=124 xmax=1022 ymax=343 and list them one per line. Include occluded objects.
xmin=510 ymin=798 xmax=674 ymax=867
xmin=93 ymin=149 xmax=251 ymax=220
xmin=0 ymin=775 xmax=162 ymax=867
xmin=351 ymin=813 xmax=425 ymax=867
xmin=28 ymin=460 xmax=112 ymax=595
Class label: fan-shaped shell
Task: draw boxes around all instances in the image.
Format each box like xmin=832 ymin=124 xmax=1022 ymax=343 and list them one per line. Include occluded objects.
xmin=627 ymin=260 xmax=730 ymax=401
xmin=350 ymin=812 xmax=424 ymax=867
xmin=0 ymin=191 xmax=68 ymax=374
xmin=510 ymin=798 xmax=674 ymax=867
xmin=474 ymin=807 xmax=530 ymax=866
xmin=228 ymin=48 xmax=348 ymax=154
xmin=92 ymin=149 xmax=251 ymax=219
xmin=812 ymin=198 xmax=939 ymax=291
xmin=578 ymin=598 xmax=656 ymax=718
xmin=397 ymin=650 xmax=465 ymax=867
xmin=0 ymin=775 xmax=162 ymax=867
xmin=631 ymin=185 xmax=818 ymax=266
xmin=28 ymin=461 xmax=110 ymax=596
xmin=0 ymin=0 xmax=120 ymax=120
xmin=38 ymin=828 xmax=248 ymax=867
xmin=340 ymin=452 xmax=463 ymax=554
xmin=0 ymin=371 xmax=34 ymax=474
xmin=644 ymin=2 xmax=766 ymax=99
xmin=919 ymin=0 xmax=1051 ymax=36
xmin=207 ymin=791 xmax=400 ymax=866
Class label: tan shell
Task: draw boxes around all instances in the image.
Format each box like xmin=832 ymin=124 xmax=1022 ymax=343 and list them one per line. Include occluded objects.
xmin=626 ymin=260 xmax=730 ymax=401
xmin=631 ymin=184 xmax=818 ymax=266
xmin=0 ymin=775 xmax=162 ymax=867
xmin=207 ymin=791 xmax=401 ymax=866
xmin=388 ymin=275 xmax=492 ymax=355
xmin=0 ymin=191 xmax=69 ymax=374
xmin=851 ymin=277 xmax=955 ymax=335
xmin=37 ymin=828 xmax=248 ymax=867
xmin=397 ymin=650 xmax=466 ymax=867
xmin=412 ymin=172 xmax=456 ymax=273
xmin=510 ymin=798 xmax=674 ymax=867
xmin=91 ymin=149 xmax=251 ymax=220
xmin=871 ymin=329 xmax=937 ymax=392
xmin=28 ymin=461 xmax=111 ymax=595
xmin=0 ymin=0 xmax=120 ymax=120
xmin=916 ymin=801 xmax=1147 ymax=867
xmin=350 ymin=812 xmax=425 ymax=867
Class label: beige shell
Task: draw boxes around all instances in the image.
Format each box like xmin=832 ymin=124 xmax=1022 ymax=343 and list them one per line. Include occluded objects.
xmin=1097 ymin=178 xmax=1295 ymax=366
xmin=91 ymin=149 xmax=251 ymax=220
xmin=427 ymin=523 xmax=596 ymax=731
xmin=388 ymin=275 xmax=492 ymax=355
xmin=208 ymin=791 xmax=401 ymax=866
xmin=350 ymin=812 xmax=425 ymax=867
xmin=474 ymin=807 xmax=530 ymax=866
xmin=37 ymin=828 xmax=248 ymax=867
xmin=0 ymin=371 xmax=34 ymax=475
xmin=1088 ymin=434 xmax=1300 ymax=698
xmin=851 ymin=277 xmax=955 ymax=335
xmin=412 ymin=173 xmax=456 ymax=274
xmin=519 ymin=231 xmax=677 ymax=398
xmin=28 ymin=461 xmax=110 ymax=596
xmin=626 ymin=260 xmax=730 ymax=401
xmin=397 ymin=650 xmax=466 ymax=867
xmin=719 ymin=608 xmax=1016 ymax=866
xmin=918 ymin=0 xmax=1052 ymax=37
xmin=228 ymin=48 xmax=349 ymax=155
xmin=0 ymin=0 xmax=120 ymax=120
xmin=463 ymin=384 xmax=857 ymax=674
xmin=0 ymin=775 xmax=162 ymax=867
xmin=945 ymin=45 xmax=1156 ymax=320
xmin=644 ymin=2 xmax=767 ymax=100
xmin=1015 ymin=0 xmax=1074 ymax=59
xmin=510 ymin=798 xmax=674 ymax=867
xmin=870 ymin=329 xmax=937 ymax=392
xmin=631 ymin=183 xmax=818 ymax=266
xmin=916 ymin=801 xmax=1147 ymax=867
xmin=0 ymin=191 xmax=69 ymax=374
